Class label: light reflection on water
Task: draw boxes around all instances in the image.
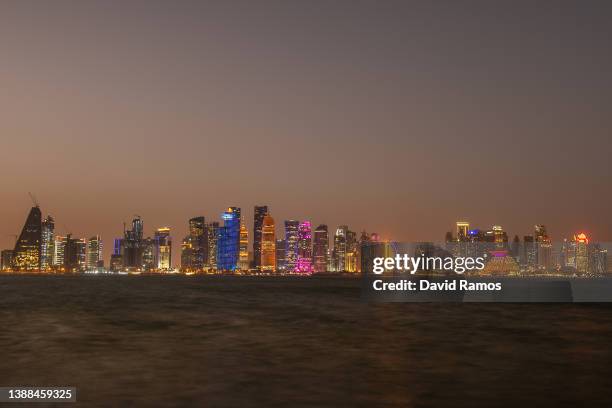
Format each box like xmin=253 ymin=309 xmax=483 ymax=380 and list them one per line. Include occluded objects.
xmin=1 ymin=275 xmax=611 ymax=407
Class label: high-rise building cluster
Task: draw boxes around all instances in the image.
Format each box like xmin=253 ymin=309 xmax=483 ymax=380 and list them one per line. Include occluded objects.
xmin=109 ymin=217 xmax=174 ymax=272
xmin=174 ymin=205 xmax=374 ymax=275
xmin=1 ymin=205 xmax=104 ymax=273
xmin=2 ymin=203 xmax=609 ymax=277
xmin=444 ymin=221 xmax=609 ymax=276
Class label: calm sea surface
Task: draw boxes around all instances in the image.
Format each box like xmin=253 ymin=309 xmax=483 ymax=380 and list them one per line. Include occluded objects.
xmin=1 ymin=275 xmax=611 ymax=407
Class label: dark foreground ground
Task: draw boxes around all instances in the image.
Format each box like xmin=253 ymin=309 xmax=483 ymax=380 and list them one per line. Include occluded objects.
xmin=1 ymin=275 xmax=611 ymax=407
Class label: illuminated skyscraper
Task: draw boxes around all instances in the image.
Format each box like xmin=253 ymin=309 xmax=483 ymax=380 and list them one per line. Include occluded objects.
xmin=154 ymin=227 xmax=172 ymax=270
xmin=190 ymin=216 xmax=208 ymax=269
xmin=1 ymin=250 xmax=14 ymax=271
xmin=76 ymin=238 xmax=87 ymax=271
xmin=589 ymin=244 xmax=607 ymax=276
xmin=456 ymin=221 xmax=470 ymax=242
xmin=12 ymin=206 xmax=42 ymax=271
xmin=361 ymin=240 xmax=394 ymax=275
xmin=253 ymin=205 xmax=268 ymax=270
xmin=181 ymin=237 xmax=194 ymax=270
xmin=217 ymin=207 xmax=241 ymax=271
xmin=261 ymin=214 xmax=276 ymax=272
xmin=575 ymin=233 xmax=589 ymax=274
xmin=40 ymin=216 xmax=55 ymax=270
xmin=523 ymin=235 xmax=536 ymax=268
xmin=53 ymin=236 xmax=67 ymax=267
xmin=534 ymin=225 xmax=552 ymax=270
xmin=239 ymin=222 xmax=249 ymax=270
xmin=332 ymin=226 xmax=347 ymax=272
xmin=86 ymin=235 xmax=103 ymax=270
xmin=313 ymin=224 xmax=328 ymax=273
xmin=357 ymin=230 xmax=372 ymax=273
xmin=63 ymin=235 xmax=85 ymax=272
xmin=110 ymin=238 xmax=123 ymax=272
xmin=207 ymin=221 xmax=219 ymax=269
xmin=296 ymin=221 xmax=312 ymax=273
xmin=345 ymin=229 xmax=358 ymax=272
xmin=123 ymin=216 xmax=145 ymax=269
xmin=275 ymin=239 xmax=286 ymax=272
xmin=284 ymin=220 xmax=299 ymax=272
xmin=491 ymin=225 xmax=507 ymax=249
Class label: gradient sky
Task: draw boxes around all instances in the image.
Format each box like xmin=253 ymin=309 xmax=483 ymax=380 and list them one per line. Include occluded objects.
xmin=1 ymin=1 xmax=611 ymax=264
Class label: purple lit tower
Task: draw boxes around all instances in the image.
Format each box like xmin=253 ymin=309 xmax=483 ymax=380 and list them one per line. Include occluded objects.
xmin=296 ymin=221 xmax=313 ymax=273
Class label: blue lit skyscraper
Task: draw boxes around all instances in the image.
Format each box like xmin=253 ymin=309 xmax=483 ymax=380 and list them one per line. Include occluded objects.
xmin=217 ymin=207 xmax=241 ymax=271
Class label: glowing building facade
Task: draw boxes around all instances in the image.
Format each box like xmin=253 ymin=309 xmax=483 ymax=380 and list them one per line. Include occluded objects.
xmin=253 ymin=205 xmax=268 ymax=270
xmin=86 ymin=235 xmax=103 ymax=269
xmin=1 ymin=250 xmax=13 ymax=271
xmin=575 ymin=233 xmax=589 ymax=274
xmin=190 ymin=216 xmax=207 ymax=269
xmin=154 ymin=227 xmax=172 ymax=270
xmin=217 ymin=207 xmax=241 ymax=271
xmin=53 ymin=236 xmax=67 ymax=267
xmin=239 ymin=222 xmax=249 ymax=270
xmin=41 ymin=216 xmax=55 ymax=270
xmin=456 ymin=221 xmax=470 ymax=241
xmin=123 ymin=216 xmax=145 ymax=269
xmin=332 ymin=226 xmax=347 ymax=272
xmin=261 ymin=214 xmax=276 ymax=272
xmin=313 ymin=224 xmax=328 ymax=273
xmin=207 ymin=221 xmax=219 ymax=269
xmin=296 ymin=221 xmax=312 ymax=273
xmin=345 ymin=229 xmax=358 ymax=272
xmin=12 ymin=206 xmax=42 ymax=271
xmin=284 ymin=220 xmax=299 ymax=272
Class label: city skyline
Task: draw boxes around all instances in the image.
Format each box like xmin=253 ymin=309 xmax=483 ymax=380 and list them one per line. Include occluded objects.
xmin=1 ymin=199 xmax=608 ymax=271
xmin=1 ymin=1 xmax=611 ymax=253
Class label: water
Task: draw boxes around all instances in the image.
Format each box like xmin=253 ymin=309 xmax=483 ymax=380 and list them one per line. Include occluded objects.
xmin=1 ymin=275 xmax=611 ymax=407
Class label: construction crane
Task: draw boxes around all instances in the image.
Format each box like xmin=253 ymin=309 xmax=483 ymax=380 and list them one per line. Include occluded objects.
xmin=28 ymin=192 xmax=39 ymax=208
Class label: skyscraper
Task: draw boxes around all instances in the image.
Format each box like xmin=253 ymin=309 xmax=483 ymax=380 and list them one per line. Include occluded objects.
xmin=239 ymin=222 xmax=249 ymax=270
xmin=142 ymin=238 xmax=155 ymax=271
xmin=456 ymin=221 xmax=470 ymax=242
xmin=53 ymin=236 xmax=67 ymax=267
xmin=284 ymin=220 xmax=299 ymax=272
xmin=1 ymin=250 xmax=14 ymax=271
xmin=12 ymin=206 xmax=42 ymax=271
xmin=63 ymin=235 xmax=84 ymax=273
xmin=154 ymin=227 xmax=172 ymax=270
xmin=217 ymin=207 xmax=241 ymax=271
xmin=313 ymin=224 xmax=329 ymax=273
xmin=275 ymin=239 xmax=286 ymax=273
xmin=123 ymin=216 xmax=145 ymax=269
xmin=110 ymin=238 xmax=123 ymax=272
xmin=189 ymin=217 xmax=207 ymax=269
xmin=296 ymin=221 xmax=313 ymax=273
xmin=535 ymin=225 xmax=552 ymax=270
xmin=345 ymin=229 xmax=358 ymax=272
xmin=261 ymin=214 xmax=276 ymax=272
xmin=86 ymin=235 xmax=103 ymax=270
xmin=575 ymin=233 xmax=589 ymax=274
xmin=40 ymin=215 xmax=55 ymax=271
xmin=181 ymin=236 xmax=194 ymax=271
xmin=523 ymin=235 xmax=537 ymax=269
xmin=207 ymin=221 xmax=219 ymax=269
xmin=76 ymin=238 xmax=87 ymax=271
xmin=332 ymin=226 xmax=347 ymax=272
xmin=253 ymin=205 xmax=268 ymax=270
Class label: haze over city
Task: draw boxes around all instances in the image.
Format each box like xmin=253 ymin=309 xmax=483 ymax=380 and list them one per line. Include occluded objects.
xmin=1 ymin=0 xmax=611 ymax=263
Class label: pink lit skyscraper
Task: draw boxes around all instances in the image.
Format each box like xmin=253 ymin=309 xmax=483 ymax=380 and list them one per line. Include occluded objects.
xmin=297 ymin=221 xmax=313 ymax=273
